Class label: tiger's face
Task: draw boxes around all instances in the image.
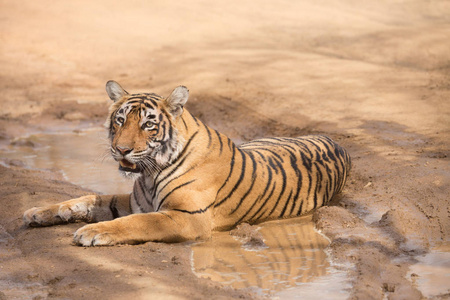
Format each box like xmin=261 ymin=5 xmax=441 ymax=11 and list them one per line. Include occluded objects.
xmin=105 ymin=81 xmax=188 ymax=178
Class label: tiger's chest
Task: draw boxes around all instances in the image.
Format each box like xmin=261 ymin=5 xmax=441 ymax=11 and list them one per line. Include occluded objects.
xmin=130 ymin=175 xmax=157 ymax=213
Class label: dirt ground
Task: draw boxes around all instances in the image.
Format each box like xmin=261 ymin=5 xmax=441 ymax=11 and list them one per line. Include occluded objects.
xmin=1 ymin=0 xmax=449 ymax=299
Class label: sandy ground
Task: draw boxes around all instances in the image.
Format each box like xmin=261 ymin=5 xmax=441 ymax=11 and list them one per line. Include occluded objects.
xmin=1 ymin=0 xmax=449 ymax=299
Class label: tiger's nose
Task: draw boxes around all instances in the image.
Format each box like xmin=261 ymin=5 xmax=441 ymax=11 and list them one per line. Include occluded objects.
xmin=116 ymin=146 xmax=133 ymax=156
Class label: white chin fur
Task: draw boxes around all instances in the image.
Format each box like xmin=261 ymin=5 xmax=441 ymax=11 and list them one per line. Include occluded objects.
xmin=119 ymin=170 xmax=142 ymax=180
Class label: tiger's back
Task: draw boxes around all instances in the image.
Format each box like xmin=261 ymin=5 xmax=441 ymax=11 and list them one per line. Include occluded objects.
xmin=213 ymin=135 xmax=351 ymax=230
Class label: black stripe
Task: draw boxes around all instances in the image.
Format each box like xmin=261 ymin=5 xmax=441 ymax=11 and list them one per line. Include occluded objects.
xmin=321 ymin=151 xmax=330 ymax=162
xmin=324 ymin=163 xmax=334 ymax=203
xmin=127 ymin=96 xmax=147 ymax=101
xmin=335 ymin=146 xmax=347 ymax=176
xmin=137 ymin=177 xmax=153 ymax=208
xmin=267 ymin=156 xmax=279 ymax=174
xmin=204 ymin=123 xmax=212 ymax=149
xmin=144 ymin=92 xmax=161 ymax=98
xmin=160 ymin=121 xmax=167 ymax=142
xmin=237 ymin=164 xmax=273 ymax=224
xmin=279 ymin=189 xmax=293 ymax=218
xmin=247 ymin=165 xmax=275 ymax=222
xmin=214 ymin=145 xmax=241 ymax=207
xmin=128 ymin=194 xmax=133 ymax=213
xmin=215 ymin=148 xmax=246 ymax=207
xmin=252 ymin=181 xmax=277 ymax=221
xmin=159 ymin=211 xmax=175 ymax=221
xmin=271 ymin=156 xmax=292 ymax=215
xmin=215 ymin=144 xmax=237 ymax=197
xmin=321 ymin=138 xmax=337 ymax=162
xmin=285 ymin=147 xmax=303 ymax=217
xmin=289 ymin=191 xmax=300 ymax=216
xmin=126 ymin=100 xmax=141 ymax=105
xmin=148 ymin=95 xmax=161 ymax=101
xmin=313 ymin=167 xmax=321 ymax=209
xmin=273 ymin=138 xmax=299 ymax=154
xmin=156 ymin=154 xmax=196 ymax=198
xmin=288 ymin=138 xmax=314 ymax=158
xmin=109 ymin=196 xmax=120 ymax=219
xmin=181 ymin=115 xmax=188 ymax=131
xmin=230 ymin=152 xmax=258 ymax=214
xmin=172 ymin=201 xmax=215 ymax=215
xmin=156 ymin=179 xmax=196 ymax=211
xmin=332 ymin=162 xmax=343 ymax=193
xmin=242 ymin=139 xmax=294 ymax=152
xmin=267 ymin=155 xmax=287 ymax=217
xmin=334 ymin=152 xmax=345 ymax=194
xmin=301 ymin=151 xmax=313 ymax=214
xmin=249 ymin=146 xmax=284 ymax=167
xmin=296 ymin=199 xmax=304 ymax=216
xmin=143 ymin=102 xmax=154 ymax=109
xmin=300 ymin=152 xmax=312 ymax=171
xmin=253 ymin=150 xmax=267 ymax=162
xmin=214 ymin=130 xmax=223 ymax=155
xmin=324 ymin=173 xmax=330 ymax=205
xmin=167 ymin=117 xmax=173 ymax=140
xmin=132 ymin=179 xmax=142 ymax=206
xmin=234 ymin=180 xmax=276 ymax=227
xmin=227 ymin=137 xmax=233 ymax=151
xmin=148 ymin=98 xmax=158 ymax=107
xmin=189 ymin=111 xmax=200 ymax=127
xmin=153 ymin=150 xmax=192 ymax=198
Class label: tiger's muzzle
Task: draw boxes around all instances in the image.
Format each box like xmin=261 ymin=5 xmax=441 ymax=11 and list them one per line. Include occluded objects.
xmin=114 ymin=146 xmax=142 ymax=173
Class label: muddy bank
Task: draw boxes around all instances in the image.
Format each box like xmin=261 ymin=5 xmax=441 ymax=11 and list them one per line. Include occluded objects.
xmin=1 ymin=0 xmax=449 ymax=299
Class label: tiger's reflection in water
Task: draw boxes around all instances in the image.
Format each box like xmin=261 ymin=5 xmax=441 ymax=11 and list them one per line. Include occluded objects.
xmin=191 ymin=215 xmax=330 ymax=292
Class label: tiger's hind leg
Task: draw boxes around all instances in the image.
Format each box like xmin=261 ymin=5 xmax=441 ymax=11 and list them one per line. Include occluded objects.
xmin=23 ymin=194 xmax=131 ymax=227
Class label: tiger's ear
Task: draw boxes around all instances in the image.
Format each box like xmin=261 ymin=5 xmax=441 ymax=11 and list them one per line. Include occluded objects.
xmin=165 ymin=86 xmax=189 ymax=117
xmin=106 ymin=80 xmax=129 ymax=102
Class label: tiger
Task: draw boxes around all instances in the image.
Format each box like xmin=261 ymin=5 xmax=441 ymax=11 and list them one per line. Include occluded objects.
xmin=23 ymin=80 xmax=351 ymax=246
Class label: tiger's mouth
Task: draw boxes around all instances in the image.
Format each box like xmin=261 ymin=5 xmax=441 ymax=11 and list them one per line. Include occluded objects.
xmin=119 ymin=159 xmax=141 ymax=173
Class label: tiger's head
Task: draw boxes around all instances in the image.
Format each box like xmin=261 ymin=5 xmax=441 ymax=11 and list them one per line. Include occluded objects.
xmin=105 ymin=80 xmax=188 ymax=179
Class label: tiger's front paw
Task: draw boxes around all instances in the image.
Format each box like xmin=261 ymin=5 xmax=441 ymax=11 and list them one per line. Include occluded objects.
xmin=73 ymin=222 xmax=122 ymax=246
xmin=23 ymin=206 xmax=63 ymax=227
xmin=23 ymin=195 xmax=97 ymax=227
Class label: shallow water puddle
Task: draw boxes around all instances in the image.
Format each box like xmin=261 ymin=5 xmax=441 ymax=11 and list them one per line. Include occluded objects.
xmin=0 ymin=128 xmax=133 ymax=195
xmin=408 ymin=245 xmax=450 ymax=298
xmin=0 ymin=128 xmax=352 ymax=297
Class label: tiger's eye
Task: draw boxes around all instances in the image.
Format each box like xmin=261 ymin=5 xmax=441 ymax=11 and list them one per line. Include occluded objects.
xmin=117 ymin=117 xmax=124 ymax=124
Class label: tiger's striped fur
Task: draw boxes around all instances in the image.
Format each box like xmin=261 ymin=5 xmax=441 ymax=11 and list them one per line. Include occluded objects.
xmin=23 ymin=81 xmax=351 ymax=246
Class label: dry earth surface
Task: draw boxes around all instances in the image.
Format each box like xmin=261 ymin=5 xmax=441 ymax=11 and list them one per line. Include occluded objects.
xmin=0 ymin=0 xmax=449 ymax=299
